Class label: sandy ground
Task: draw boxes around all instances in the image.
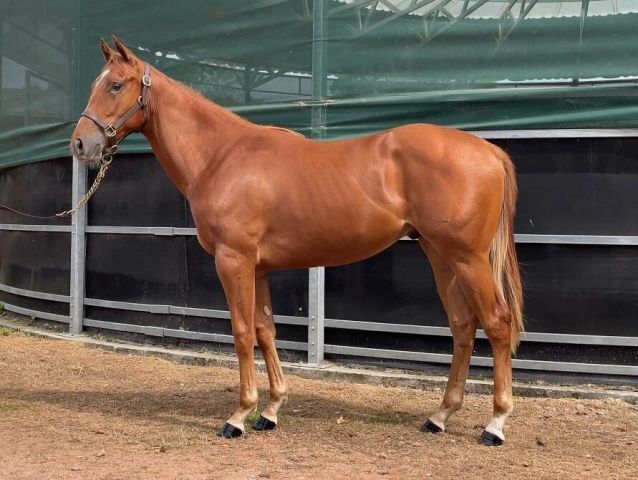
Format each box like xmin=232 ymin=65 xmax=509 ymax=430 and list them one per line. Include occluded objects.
xmin=0 ymin=330 xmax=636 ymax=480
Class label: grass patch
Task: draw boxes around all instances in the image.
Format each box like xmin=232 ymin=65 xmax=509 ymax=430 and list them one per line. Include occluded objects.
xmin=0 ymin=327 xmax=12 ymax=336
xmin=0 ymin=401 xmax=29 ymax=413
xmin=246 ymin=409 xmax=261 ymax=426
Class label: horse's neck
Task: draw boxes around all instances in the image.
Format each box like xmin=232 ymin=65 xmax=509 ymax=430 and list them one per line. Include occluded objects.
xmin=142 ymin=71 xmax=252 ymax=196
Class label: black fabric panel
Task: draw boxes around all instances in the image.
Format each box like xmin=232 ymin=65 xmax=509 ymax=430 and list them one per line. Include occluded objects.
xmin=182 ymin=316 xmax=233 ymax=336
xmin=513 ymin=343 xmax=638 ymax=366
xmin=519 ymin=244 xmax=638 ymax=336
xmin=185 ymin=237 xmax=229 ymax=310
xmin=493 ymin=137 xmax=638 ymax=235
xmin=0 ymin=231 xmax=70 ymax=294
xmin=273 ymin=324 xmax=307 ymax=343
xmin=0 ymin=291 xmax=69 ymax=316
xmin=0 ymin=157 xmax=72 ymax=225
xmin=325 ymin=241 xmax=445 ymax=326
xmin=326 ymin=328 xmax=453 ymax=355
xmin=85 ymin=306 xmax=182 ymax=329
xmin=87 ymin=153 xmax=187 ymax=227
xmin=269 ymin=270 xmax=309 ymax=317
xmin=85 ymin=234 xmax=188 ymax=305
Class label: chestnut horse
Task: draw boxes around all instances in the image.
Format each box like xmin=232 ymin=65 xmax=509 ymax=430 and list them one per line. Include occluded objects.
xmin=71 ymin=37 xmax=523 ymax=446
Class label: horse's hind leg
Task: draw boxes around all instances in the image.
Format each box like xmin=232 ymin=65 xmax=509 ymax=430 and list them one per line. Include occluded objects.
xmin=252 ymin=272 xmax=288 ymax=431
xmin=450 ymin=251 xmax=513 ymax=446
xmin=419 ymin=240 xmax=478 ymax=434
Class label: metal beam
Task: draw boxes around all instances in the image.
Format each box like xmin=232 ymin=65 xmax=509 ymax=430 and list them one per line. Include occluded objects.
xmin=0 ymin=224 xmax=72 ymax=232
xmin=324 ymin=344 xmax=638 ymax=376
xmin=325 ymin=318 xmax=638 ymax=347
xmin=69 ymin=156 xmax=87 ymax=335
xmin=1 ymin=301 xmax=70 ymax=324
xmin=83 ymin=318 xmax=308 ymax=351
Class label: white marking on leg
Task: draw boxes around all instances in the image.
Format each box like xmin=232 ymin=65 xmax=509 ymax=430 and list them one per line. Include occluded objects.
xmin=263 ymin=305 xmax=271 ymax=316
xmin=484 ymin=411 xmax=510 ymax=440
xmin=427 ymin=416 xmax=446 ymax=431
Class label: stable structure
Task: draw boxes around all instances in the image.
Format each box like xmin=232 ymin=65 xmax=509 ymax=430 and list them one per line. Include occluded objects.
xmin=1 ymin=0 xmax=637 ymax=377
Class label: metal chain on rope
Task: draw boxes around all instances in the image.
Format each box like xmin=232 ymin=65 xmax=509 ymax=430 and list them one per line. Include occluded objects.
xmin=54 ymin=146 xmax=116 ymax=218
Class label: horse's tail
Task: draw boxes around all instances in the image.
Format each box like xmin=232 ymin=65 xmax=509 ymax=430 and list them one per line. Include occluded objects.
xmin=489 ymin=145 xmax=524 ymax=353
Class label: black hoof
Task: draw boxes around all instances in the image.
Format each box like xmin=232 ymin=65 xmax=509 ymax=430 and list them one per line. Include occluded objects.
xmin=217 ymin=422 xmax=244 ymax=439
xmin=420 ymin=419 xmax=443 ymax=434
xmin=252 ymin=415 xmax=277 ymax=431
xmin=479 ymin=430 xmax=504 ymax=446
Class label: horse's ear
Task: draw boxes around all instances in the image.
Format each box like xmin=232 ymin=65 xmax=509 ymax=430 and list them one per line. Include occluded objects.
xmin=112 ymin=34 xmax=136 ymax=64
xmin=100 ymin=38 xmax=114 ymax=62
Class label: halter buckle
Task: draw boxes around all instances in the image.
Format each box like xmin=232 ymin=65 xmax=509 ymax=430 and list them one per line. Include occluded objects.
xmin=105 ymin=144 xmax=118 ymax=155
xmin=104 ymin=124 xmax=117 ymax=138
xmin=142 ymin=74 xmax=152 ymax=87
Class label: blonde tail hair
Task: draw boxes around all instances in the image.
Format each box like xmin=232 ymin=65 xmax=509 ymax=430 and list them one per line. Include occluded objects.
xmin=489 ymin=146 xmax=524 ymax=353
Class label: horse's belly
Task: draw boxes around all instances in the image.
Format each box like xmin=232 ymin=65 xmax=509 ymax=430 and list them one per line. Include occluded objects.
xmin=257 ymin=209 xmax=407 ymax=270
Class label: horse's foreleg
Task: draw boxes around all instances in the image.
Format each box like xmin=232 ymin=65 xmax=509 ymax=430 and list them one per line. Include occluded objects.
xmin=252 ymin=272 xmax=288 ymax=431
xmin=215 ymin=249 xmax=259 ymax=438
xmin=452 ymin=253 xmax=513 ymax=446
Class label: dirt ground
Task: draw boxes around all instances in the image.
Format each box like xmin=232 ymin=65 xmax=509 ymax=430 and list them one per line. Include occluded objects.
xmin=0 ymin=330 xmax=636 ymax=480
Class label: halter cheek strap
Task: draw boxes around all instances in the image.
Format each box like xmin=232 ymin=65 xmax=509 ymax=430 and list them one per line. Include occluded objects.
xmin=81 ymin=63 xmax=152 ymax=146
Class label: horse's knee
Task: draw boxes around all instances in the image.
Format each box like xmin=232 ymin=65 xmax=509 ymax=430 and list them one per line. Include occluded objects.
xmin=233 ymin=329 xmax=255 ymax=354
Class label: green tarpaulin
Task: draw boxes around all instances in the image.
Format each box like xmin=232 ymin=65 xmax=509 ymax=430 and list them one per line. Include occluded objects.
xmin=1 ymin=0 xmax=637 ymax=168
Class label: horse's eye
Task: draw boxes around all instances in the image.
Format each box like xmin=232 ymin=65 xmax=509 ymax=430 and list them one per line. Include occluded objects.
xmin=111 ymin=82 xmax=122 ymax=92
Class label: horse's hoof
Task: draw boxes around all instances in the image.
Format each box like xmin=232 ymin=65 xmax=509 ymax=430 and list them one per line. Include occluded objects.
xmin=217 ymin=422 xmax=244 ymax=439
xmin=419 ymin=419 xmax=443 ymax=434
xmin=252 ymin=415 xmax=277 ymax=431
xmin=478 ymin=430 xmax=503 ymax=446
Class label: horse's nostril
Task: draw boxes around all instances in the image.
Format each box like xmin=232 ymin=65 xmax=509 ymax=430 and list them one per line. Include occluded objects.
xmin=75 ymin=138 xmax=84 ymax=154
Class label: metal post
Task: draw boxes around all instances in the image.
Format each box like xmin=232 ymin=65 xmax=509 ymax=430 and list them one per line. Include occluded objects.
xmin=307 ymin=0 xmax=328 ymax=365
xmin=69 ymin=156 xmax=87 ymax=334
xmin=308 ymin=267 xmax=325 ymax=364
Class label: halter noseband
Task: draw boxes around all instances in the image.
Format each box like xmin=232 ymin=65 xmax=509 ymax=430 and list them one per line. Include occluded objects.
xmin=80 ymin=63 xmax=152 ymax=155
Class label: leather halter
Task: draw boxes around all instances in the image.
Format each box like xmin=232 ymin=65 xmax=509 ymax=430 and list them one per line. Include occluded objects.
xmin=81 ymin=63 xmax=152 ymax=148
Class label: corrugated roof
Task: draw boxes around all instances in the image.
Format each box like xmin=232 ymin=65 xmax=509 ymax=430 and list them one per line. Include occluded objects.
xmin=336 ymin=0 xmax=638 ymax=19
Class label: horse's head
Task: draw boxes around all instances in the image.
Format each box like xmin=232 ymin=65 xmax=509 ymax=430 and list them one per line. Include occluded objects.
xmin=70 ymin=35 xmax=150 ymax=168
